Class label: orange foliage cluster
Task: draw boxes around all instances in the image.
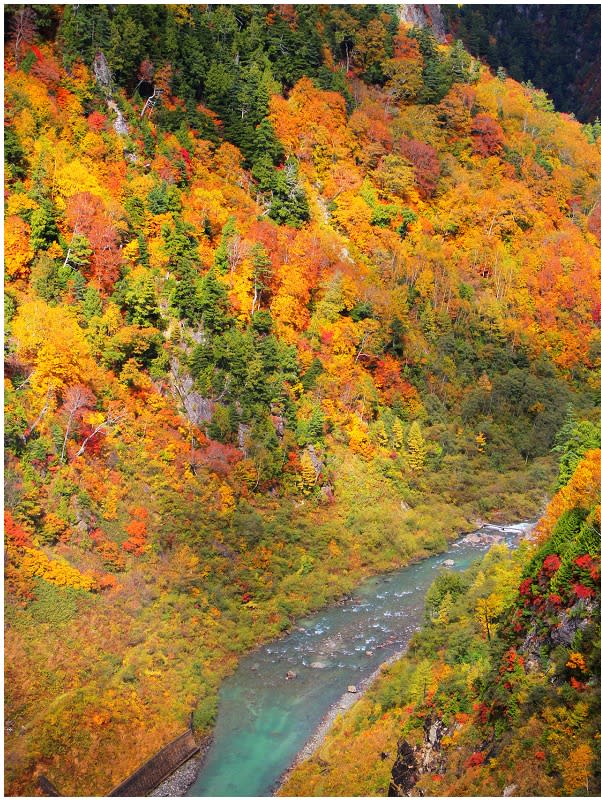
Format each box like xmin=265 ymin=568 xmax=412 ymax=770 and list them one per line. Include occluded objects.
xmin=536 ymin=449 xmax=601 ymax=540
xmin=4 ymin=10 xmax=601 ymax=797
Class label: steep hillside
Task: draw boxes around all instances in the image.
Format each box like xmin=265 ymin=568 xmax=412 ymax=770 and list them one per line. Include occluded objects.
xmin=444 ymin=4 xmax=601 ymax=123
xmin=279 ymin=435 xmax=601 ymax=797
xmin=4 ymin=4 xmax=601 ymax=795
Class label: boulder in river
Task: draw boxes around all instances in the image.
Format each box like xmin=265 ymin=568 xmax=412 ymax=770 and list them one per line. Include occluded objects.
xmin=366 ymin=650 xmax=374 ymax=656
xmin=310 ymin=661 xmax=329 ymax=669
xmin=285 ymin=671 xmax=297 ymax=680
xmin=442 ymin=559 xmax=455 ymax=567
xmin=347 ymin=685 xmax=358 ymax=693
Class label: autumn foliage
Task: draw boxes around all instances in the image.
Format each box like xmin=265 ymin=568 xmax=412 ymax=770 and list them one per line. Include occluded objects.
xmin=4 ymin=4 xmax=601 ymax=797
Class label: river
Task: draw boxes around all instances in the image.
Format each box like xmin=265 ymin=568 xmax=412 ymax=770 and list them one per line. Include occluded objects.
xmin=187 ymin=522 xmax=534 ymax=797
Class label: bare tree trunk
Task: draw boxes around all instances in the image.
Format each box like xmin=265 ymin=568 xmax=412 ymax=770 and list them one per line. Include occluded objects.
xmin=61 ymin=408 xmax=77 ymax=463
xmin=22 ymin=391 xmax=52 ymax=443
xmin=74 ymin=409 xmax=126 ymax=458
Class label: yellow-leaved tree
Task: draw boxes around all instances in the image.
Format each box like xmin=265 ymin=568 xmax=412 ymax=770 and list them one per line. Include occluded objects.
xmin=11 ymin=299 xmax=98 ymax=410
xmin=406 ymin=420 xmax=426 ymax=473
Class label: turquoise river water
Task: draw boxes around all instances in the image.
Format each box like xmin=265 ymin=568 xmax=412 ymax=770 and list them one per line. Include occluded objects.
xmin=188 ymin=522 xmax=533 ymax=797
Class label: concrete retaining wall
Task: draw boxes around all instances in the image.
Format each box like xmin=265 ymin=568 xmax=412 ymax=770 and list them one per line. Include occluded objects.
xmin=38 ymin=726 xmax=200 ymax=797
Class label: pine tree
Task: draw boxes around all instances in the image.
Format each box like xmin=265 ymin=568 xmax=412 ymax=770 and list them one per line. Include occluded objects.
xmin=199 ymin=269 xmax=231 ymax=333
xmin=82 ymin=286 xmax=103 ymax=322
xmin=251 ymin=118 xmax=284 ymax=166
xmin=421 ymin=301 xmax=437 ymax=341
xmin=269 ymin=158 xmax=310 ymax=227
xmin=243 ymin=352 xmax=267 ymax=406
xmin=214 ymin=217 xmax=237 ymax=274
xmin=125 ymin=275 xmax=160 ymax=327
xmin=449 ymin=39 xmax=475 ymax=83
xmin=172 ymin=263 xmax=202 ymax=324
xmin=411 ymin=27 xmax=452 ymax=104
xmin=137 ymin=234 xmax=150 ymax=268
xmin=374 ymin=420 xmax=388 ymax=448
xmin=434 ymin=591 xmax=453 ymax=625
xmin=307 ymin=408 xmax=326 ymax=443
xmin=61 ymin=4 xmax=111 ymax=68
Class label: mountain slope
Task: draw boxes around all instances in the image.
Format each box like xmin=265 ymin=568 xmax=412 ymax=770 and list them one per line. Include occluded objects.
xmin=4 ymin=4 xmax=601 ymax=795
xmin=443 ymin=4 xmax=601 ymax=123
xmin=279 ymin=437 xmax=601 ymax=797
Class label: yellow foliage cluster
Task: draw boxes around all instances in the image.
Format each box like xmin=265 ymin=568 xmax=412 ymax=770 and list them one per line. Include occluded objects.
xmin=21 ymin=548 xmax=97 ymax=592
xmin=11 ymin=299 xmax=98 ymax=407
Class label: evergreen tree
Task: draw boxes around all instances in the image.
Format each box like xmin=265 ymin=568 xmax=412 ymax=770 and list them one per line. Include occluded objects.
xmin=124 ymin=275 xmax=160 ymax=327
xmin=148 ymin=182 xmax=171 ymax=215
xmin=199 ymin=269 xmax=231 ymax=334
xmin=162 ymin=218 xmax=197 ymax=277
xmin=269 ymin=158 xmax=310 ymax=227
xmin=411 ymin=27 xmax=452 ymax=104
xmin=30 ymin=199 xmax=59 ymax=252
xmin=66 ymin=234 xmax=93 ymax=270
xmin=137 ymin=234 xmax=150 ymax=268
xmin=251 ymin=243 xmax=272 ymax=313
xmin=307 ymin=408 xmax=326 ymax=443
xmin=214 ymin=217 xmax=237 ymax=274
xmin=448 ymin=39 xmax=475 ymax=83
xmin=251 ymin=118 xmax=284 ymax=166
xmin=172 ymin=264 xmax=202 ymax=324
xmin=61 ymin=4 xmax=111 ymax=67
xmin=4 ymin=128 xmax=27 ymax=180
xmin=82 ymin=286 xmax=103 ymax=322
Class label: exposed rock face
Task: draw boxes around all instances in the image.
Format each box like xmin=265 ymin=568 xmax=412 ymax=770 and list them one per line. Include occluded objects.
xmin=398 ymin=5 xmax=446 ymax=42
xmin=388 ymin=716 xmax=451 ymax=795
xmin=307 ymin=444 xmax=323 ymax=478
xmin=170 ymin=358 xmax=214 ymax=425
xmin=107 ymin=99 xmax=129 ymax=136
xmin=549 ymin=608 xmax=592 ymax=647
xmin=388 ymin=740 xmax=418 ymax=796
xmin=238 ymin=423 xmax=250 ymax=453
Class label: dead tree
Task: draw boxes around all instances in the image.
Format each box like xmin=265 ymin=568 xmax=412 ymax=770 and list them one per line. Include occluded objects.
xmin=141 ymin=87 xmax=162 ymax=119
xmin=60 ymin=385 xmax=95 ymax=462
xmin=74 ymin=406 xmax=127 ymax=459
xmin=9 ymin=7 xmax=36 ymax=68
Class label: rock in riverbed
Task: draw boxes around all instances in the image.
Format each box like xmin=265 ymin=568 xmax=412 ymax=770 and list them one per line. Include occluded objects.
xmin=347 ymin=685 xmax=358 ymax=693
xmin=442 ymin=559 xmax=455 ymax=567
xmin=286 ymin=671 xmax=297 ymax=680
xmin=310 ymin=661 xmax=329 ymax=669
xmin=462 ymin=532 xmax=503 ymax=545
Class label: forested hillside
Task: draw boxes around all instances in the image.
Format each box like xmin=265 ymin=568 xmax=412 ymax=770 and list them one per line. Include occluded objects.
xmin=280 ymin=439 xmax=601 ymax=796
xmin=4 ymin=4 xmax=601 ymax=795
xmin=443 ymin=4 xmax=601 ymax=123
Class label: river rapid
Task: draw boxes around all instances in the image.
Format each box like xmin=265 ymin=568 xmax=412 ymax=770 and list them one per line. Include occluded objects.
xmin=187 ymin=522 xmax=534 ymax=797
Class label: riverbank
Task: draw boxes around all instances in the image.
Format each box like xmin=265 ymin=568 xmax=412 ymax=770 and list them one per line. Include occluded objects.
xmin=272 ymin=647 xmax=408 ymax=796
xmin=150 ymin=737 xmax=212 ymax=797
xmin=184 ymin=521 xmax=536 ymax=797
xmin=273 ymin=520 xmax=536 ymax=796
